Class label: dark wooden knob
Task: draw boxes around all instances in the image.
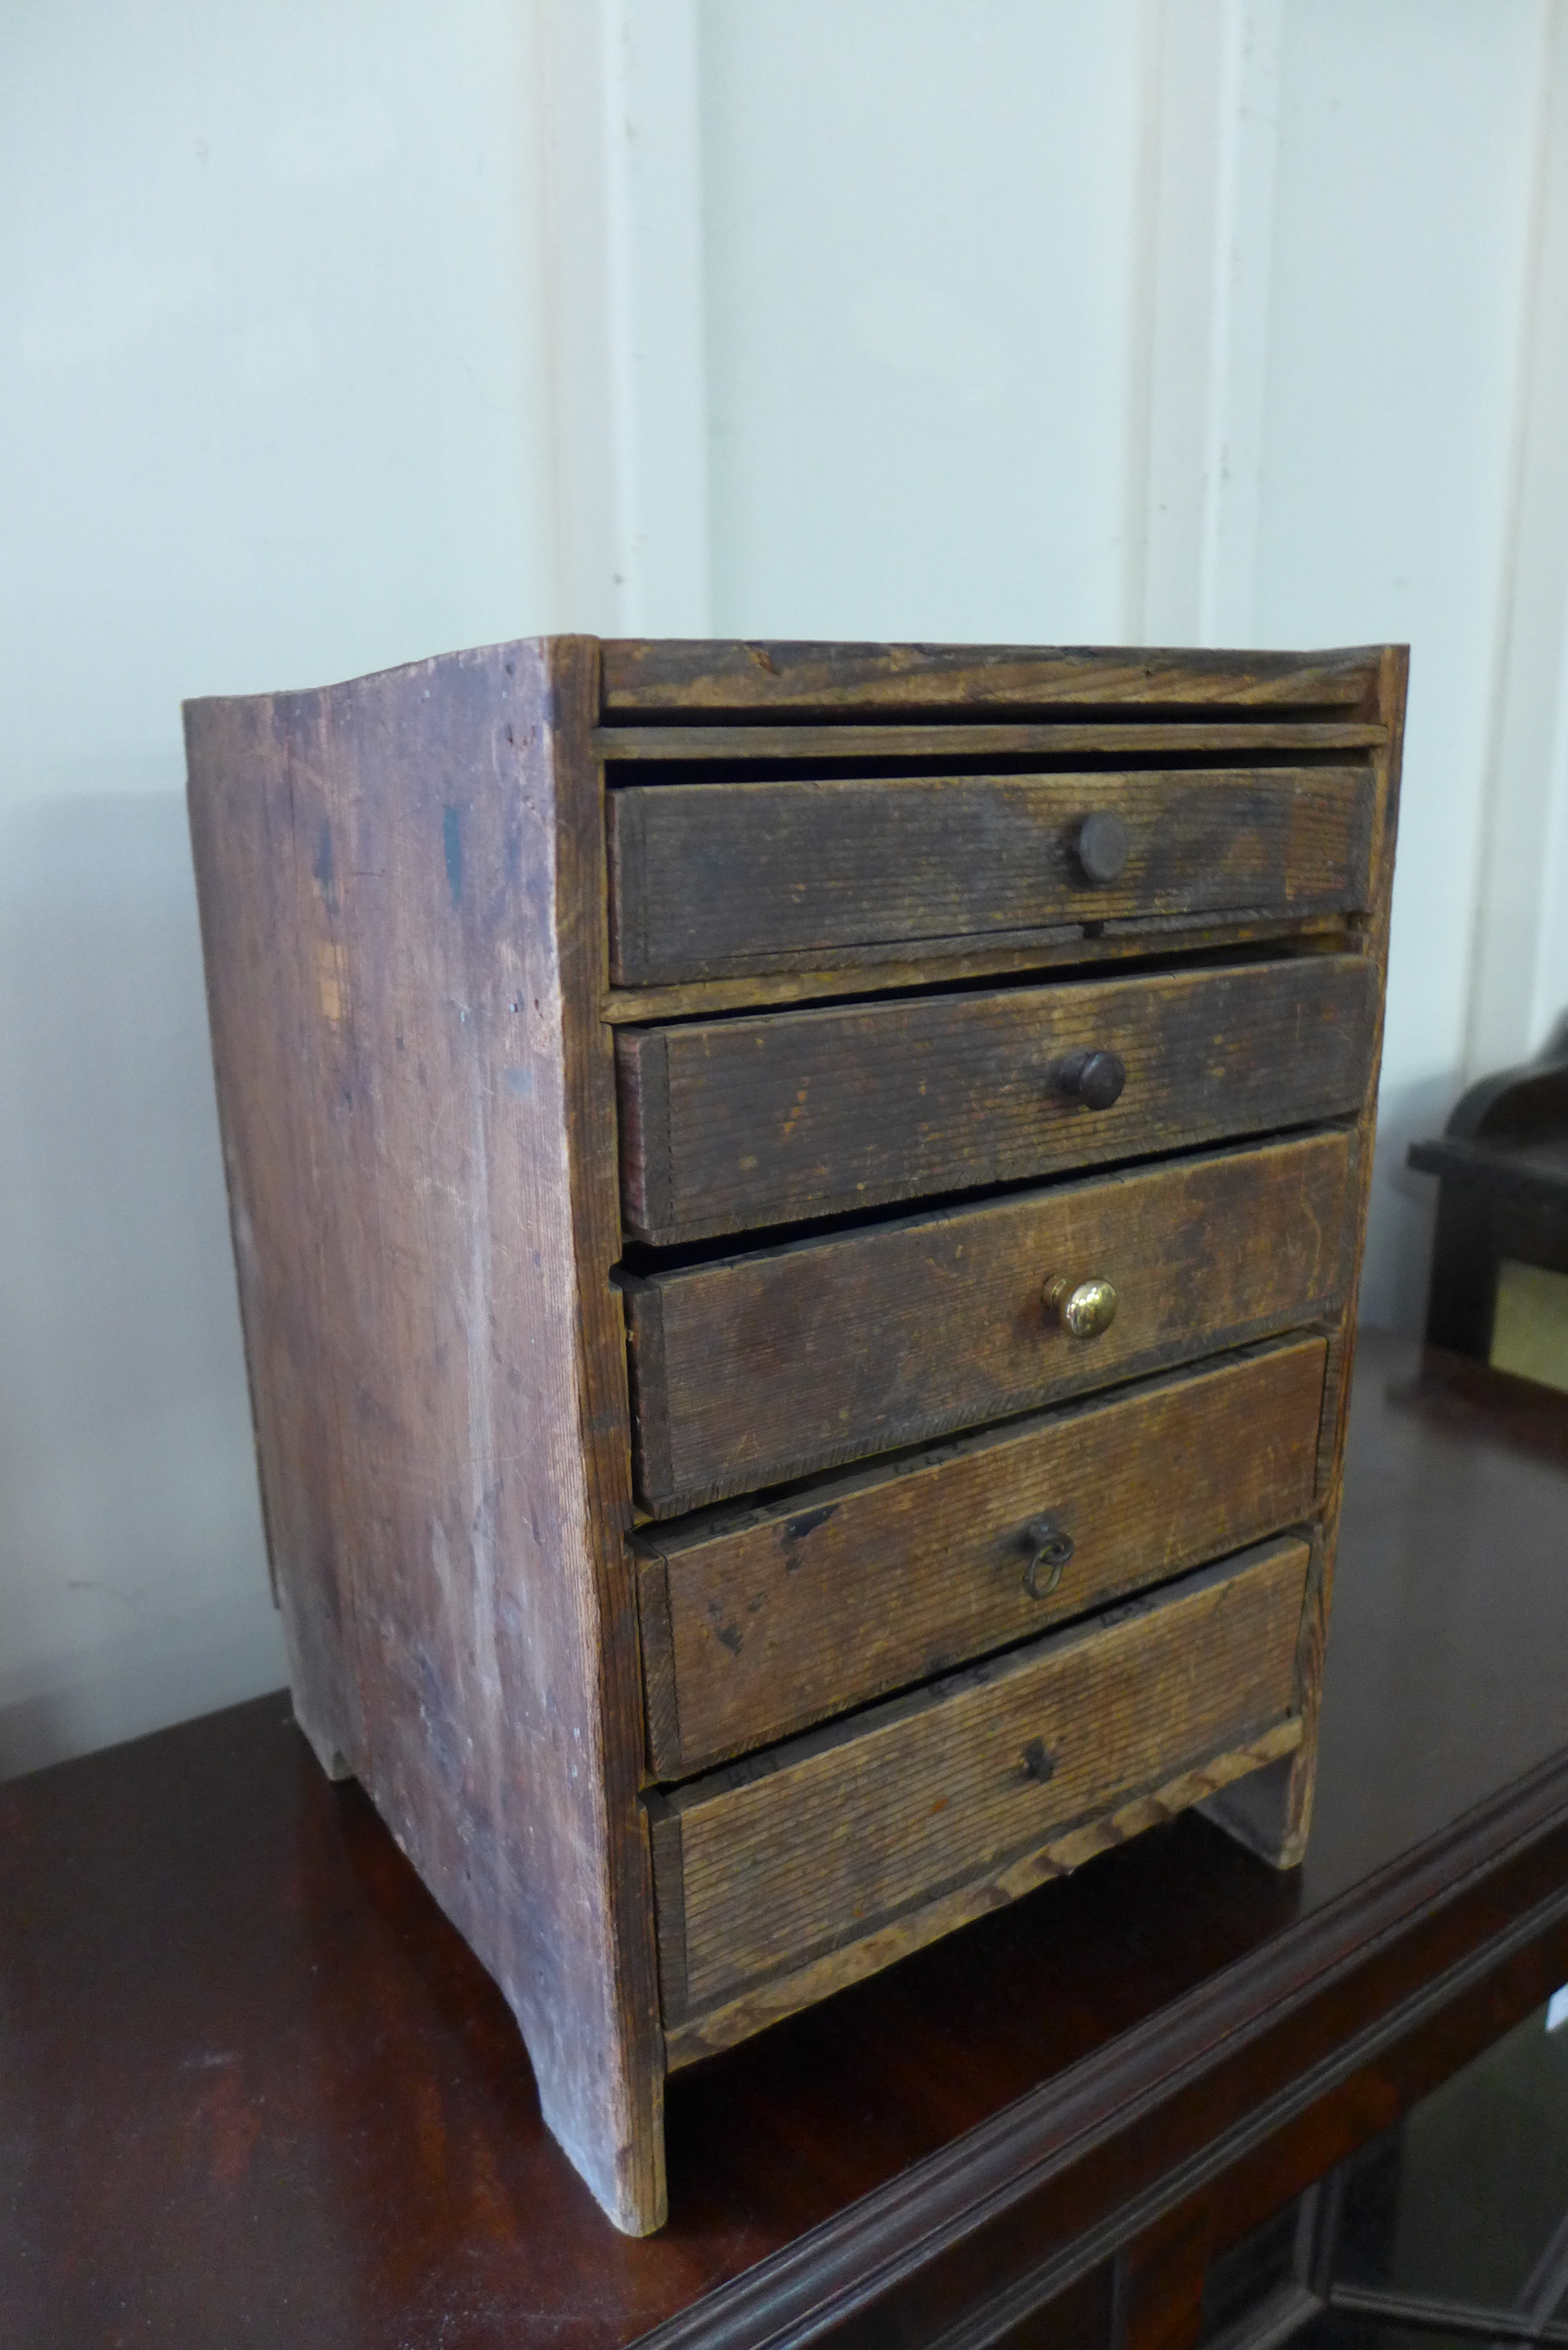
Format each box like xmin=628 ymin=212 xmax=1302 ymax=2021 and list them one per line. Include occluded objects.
xmin=1021 ymin=1513 xmax=1074 ymax=1599
xmin=1076 ymin=810 xmax=1130 ymax=886
xmin=1057 ymin=1047 xmax=1126 ymax=1110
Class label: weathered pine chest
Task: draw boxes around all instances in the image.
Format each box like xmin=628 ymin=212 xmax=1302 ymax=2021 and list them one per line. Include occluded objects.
xmin=185 ymin=638 xmax=1405 ymax=2233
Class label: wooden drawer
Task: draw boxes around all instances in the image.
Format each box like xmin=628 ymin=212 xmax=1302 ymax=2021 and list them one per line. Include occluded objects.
xmin=618 ymin=953 xmax=1375 ymax=1245
xmin=600 ymin=639 xmax=1387 ymax=716
xmin=623 ymin=1129 xmax=1354 ymax=1515
xmin=636 ymin=1337 xmax=1325 ymax=1779
xmin=650 ymin=1535 xmax=1310 ymax=2036
xmin=607 ymin=766 xmax=1376 ymax=986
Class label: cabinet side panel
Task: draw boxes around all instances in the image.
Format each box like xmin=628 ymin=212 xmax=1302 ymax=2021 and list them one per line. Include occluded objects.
xmin=187 ymin=641 xmax=664 ymax=2232
xmin=185 ymin=692 xmax=366 ymax=1778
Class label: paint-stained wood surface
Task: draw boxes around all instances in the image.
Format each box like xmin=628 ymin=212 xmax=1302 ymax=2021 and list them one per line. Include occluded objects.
xmin=625 ymin=1129 xmax=1355 ymax=1515
xmin=650 ymin=1538 xmax=1310 ymax=2024
xmin=185 ymin=642 xmax=666 ymax=2235
xmin=617 ymin=955 xmax=1376 ymax=1245
xmin=600 ymin=639 xmax=1386 ymax=718
xmin=636 ymin=1338 xmax=1327 ymax=1780
xmin=608 ymin=767 xmax=1378 ymax=984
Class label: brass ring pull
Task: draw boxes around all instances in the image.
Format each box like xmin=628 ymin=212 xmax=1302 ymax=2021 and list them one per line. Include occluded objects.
xmin=1021 ymin=1513 xmax=1074 ymax=1599
xmin=1043 ymin=1273 xmax=1118 ymax=1340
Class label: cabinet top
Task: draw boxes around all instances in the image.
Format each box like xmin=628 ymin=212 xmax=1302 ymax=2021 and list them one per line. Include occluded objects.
xmin=184 ymin=636 xmax=1407 ymax=728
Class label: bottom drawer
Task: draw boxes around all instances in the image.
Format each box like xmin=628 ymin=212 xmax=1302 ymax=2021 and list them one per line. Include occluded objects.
xmin=650 ymin=1534 xmax=1310 ymax=2056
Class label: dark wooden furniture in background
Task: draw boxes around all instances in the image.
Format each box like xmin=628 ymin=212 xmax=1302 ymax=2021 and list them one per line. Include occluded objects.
xmin=1411 ymin=1049 xmax=1568 ymax=1387
xmin=183 ymin=639 xmax=1405 ymax=2229
xmin=7 ymin=1332 xmax=1568 ymax=2349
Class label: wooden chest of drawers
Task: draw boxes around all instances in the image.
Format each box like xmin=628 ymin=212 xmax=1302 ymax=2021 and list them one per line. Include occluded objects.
xmin=185 ymin=637 xmax=1405 ymax=2234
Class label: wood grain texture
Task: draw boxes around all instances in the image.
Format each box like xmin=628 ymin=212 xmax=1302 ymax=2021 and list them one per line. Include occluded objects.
xmin=661 ymin=1720 xmax=1304 ymax=2071
xmin=599 ymin=640 xmax=1386 ymax=719
xmin=1202 ymin=647 xmax=1408 ymax=1872
xmin=637 ymin=1337 xmax=1327 ymax=1779
xmin=624 ymin=1130 xmax=1356 ymax=1516
xmin=185 ymin=640 xmax=666 ymax=2234
xmin=608 ymin=767 xmax=1378 ymax=985
xmin=599 ymin=914 xmax=1357 ymax=1026
xmin=594 ymin=719 xmax=1388 ymax=762
xmin=185 ymin=695 xmax=367 ymax=1787
xmin=617 ymin=954 xmax=1377 ymax=1245
xmin=650 ymin=1538 xmax=1310 ymax=2023
xmin=1111 ymin=2201 xmax=1211 ymax=2350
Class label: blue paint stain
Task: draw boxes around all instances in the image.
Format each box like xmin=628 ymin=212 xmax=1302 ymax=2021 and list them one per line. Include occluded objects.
xmin=313 ymin=820 xmax=334 ymax=895
xmin=442 ymin=805 xmax=462 ymax=906
xmin=502 ymin=1066 xmax=533 ymax=1099
xmin=783 ymin=1504 xmax=837 ymax=1546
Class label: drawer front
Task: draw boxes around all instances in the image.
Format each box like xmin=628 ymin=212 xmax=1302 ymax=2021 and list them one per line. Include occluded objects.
xmin=600 ymin=637 xmax=1385 ymax=717
xmin=637 ymin=1337 xmax=1326 ymax=1779
xmin=624 ymin=1129 xmax=1354 ymax=1515
xmin=607 ymin=767 xmax=1376 ymax=985
xmin=618 ymin=954 xmax=1375 ymax=1245
xmin=650 ymin=1537 xmax=1310 ymax=2020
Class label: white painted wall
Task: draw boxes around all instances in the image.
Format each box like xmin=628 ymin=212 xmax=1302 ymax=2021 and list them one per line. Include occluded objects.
xmin=4 ymin=0 xmax=1565 ymax=1773
xmin=0 ymin=0 xmax=561 ymax=1776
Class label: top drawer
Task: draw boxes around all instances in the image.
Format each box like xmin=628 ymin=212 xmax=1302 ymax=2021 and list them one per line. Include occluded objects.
xmin=607 ymin=765 xmax=1377 ymax=986
xmin=600 ymin=637 xmax=1388 ymax=718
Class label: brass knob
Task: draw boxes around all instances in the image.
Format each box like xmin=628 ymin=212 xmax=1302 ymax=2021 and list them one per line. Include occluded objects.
xmin=1076 ymin=810 xmax=1130 ymax=886
xmin=1056 ymin=1047 xmax=1126 ymax=1111
xmin=1021 ymin=1513 xmax=1074 ymax=1599
xmin=1044 ymin=1273 xmax=1118 ymax=1340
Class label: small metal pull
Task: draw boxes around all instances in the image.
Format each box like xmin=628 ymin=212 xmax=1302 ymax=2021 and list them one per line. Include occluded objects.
xmin=1076 ymin=810 xmax=1131 ymax=886
xmin=1021 ymin=1512 xmax=1074 ymax=1599
xmin=1020 ymin=1737 xmax=1056 ymax=1785
xmin=1056 ymin=1046 xmax=1126 ymax=1111
xmin=1043 ymin=1273 xmax=1118 ymax=1340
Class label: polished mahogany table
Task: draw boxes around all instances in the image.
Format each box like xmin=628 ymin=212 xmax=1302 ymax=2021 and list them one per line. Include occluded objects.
xmin=6 ymin=1332 xmax=1568 ymax=2349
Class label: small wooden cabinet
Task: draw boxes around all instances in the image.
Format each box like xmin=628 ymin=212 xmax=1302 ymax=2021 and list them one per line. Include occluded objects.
xmin=185 ymin=637 xmax=1405 ymax=2232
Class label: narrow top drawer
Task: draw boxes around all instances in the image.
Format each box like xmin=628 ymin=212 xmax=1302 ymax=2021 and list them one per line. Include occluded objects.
xmin=600 ymin=638 xmax=1388 ymax=718
xmin=607 ymin=766 xmax=1376 ymax=986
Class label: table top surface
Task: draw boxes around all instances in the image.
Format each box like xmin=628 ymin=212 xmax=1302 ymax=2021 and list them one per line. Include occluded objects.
xmin=5 ymin=1331 xmax=1568 ymax=2349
